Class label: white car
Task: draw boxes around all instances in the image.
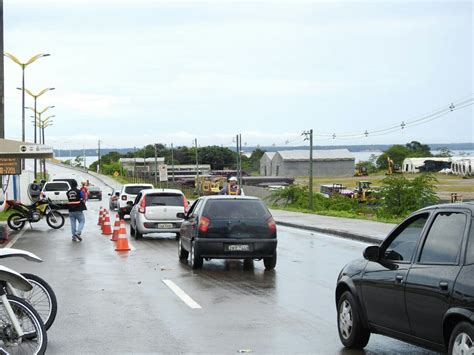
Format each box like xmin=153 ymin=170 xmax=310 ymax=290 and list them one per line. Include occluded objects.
xmin=41 ymin=181 xmax=71 ymax=209
xmin=118 ymin=183 xmax=154 ymax=218
xmin=129 ymin=189 xmax=188 ymax=239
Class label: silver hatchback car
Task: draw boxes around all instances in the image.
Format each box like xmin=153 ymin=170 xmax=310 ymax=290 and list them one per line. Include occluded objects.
xmin=129 ymin=189 xmax=188 ymax=240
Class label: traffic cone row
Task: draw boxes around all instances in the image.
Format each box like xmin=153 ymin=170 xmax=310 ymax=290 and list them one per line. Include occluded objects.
xmin=98 ymin=208 xmax=131 ymax=252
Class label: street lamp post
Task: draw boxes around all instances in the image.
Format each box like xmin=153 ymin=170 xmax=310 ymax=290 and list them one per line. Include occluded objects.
xmin=4 ymin=53 xmax=50 ymax=143
xmin=26 ymin=105 xmax=54 ymax=177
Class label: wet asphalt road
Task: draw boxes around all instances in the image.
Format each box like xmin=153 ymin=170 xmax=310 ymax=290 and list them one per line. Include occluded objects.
xmin=1 ymin=164 xmax=437 ymax=354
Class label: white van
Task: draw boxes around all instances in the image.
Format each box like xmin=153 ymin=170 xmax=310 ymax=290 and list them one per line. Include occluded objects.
xmin=41 ymin=181 xmax=71 ymax=209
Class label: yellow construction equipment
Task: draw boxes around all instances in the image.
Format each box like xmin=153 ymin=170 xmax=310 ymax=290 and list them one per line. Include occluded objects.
xmin=195 ymin=176 xmax=227 ymax=195
xmin=352 ymin=181 xmax=376 ymax=203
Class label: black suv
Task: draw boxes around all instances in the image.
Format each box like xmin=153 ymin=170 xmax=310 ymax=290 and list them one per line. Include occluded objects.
xmin=178 ymin=196 xmax=278 ymax=270
xmin=336 ymin=202 xmax=474 ymax=354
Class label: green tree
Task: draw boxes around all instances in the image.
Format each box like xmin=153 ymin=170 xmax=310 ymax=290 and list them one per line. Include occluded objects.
xmin=379 ymin=173 xmax=439 ymax=217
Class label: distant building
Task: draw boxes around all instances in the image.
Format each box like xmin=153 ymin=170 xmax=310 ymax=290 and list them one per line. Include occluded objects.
xmin=267 ymin=149 xmax=355 ymax=177
xmin=118 ymin=158 xmax=211 ymax=178
xmin=260 ymin=152 xmax=275 ymax=176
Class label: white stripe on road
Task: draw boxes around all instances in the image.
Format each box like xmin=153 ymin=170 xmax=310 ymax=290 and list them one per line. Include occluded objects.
xmin=4 ymin=228 xmax=26 ymax=248
xmin=162 ymin=279 xmax=202 ymax=309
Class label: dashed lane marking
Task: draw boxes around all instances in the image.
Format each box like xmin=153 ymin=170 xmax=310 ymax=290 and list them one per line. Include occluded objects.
xmin=162 ymin=279 xmax=202 ymax=309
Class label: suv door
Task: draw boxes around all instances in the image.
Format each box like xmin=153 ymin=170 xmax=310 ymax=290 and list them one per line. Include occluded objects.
xmin=405 ymin=210 xmax=469 ymax=343
xmin=360 ymin=213 xmax=429 ymax=334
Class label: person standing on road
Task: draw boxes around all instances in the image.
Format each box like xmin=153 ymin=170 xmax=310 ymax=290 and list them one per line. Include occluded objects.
xmin=67 ymin=180 xmax=87 ymax=242
xmin=219 ymin=176 xmax=244 ymax=195
xmin=80 ymin=181 xmax=89 ymax=202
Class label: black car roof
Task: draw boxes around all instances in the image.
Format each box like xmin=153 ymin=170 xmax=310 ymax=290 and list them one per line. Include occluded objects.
xmin=417 ymin=202 xmax=474 ymax=213
xmin=199 ymin=195 xmax=261 ymax=201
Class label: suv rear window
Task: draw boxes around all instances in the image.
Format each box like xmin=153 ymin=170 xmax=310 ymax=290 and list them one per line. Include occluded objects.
xmin=124 ymin=186 xmax=152 ymax=195
xmin=146 ymin=194 xmax=183 ymax=207
xmin=44 ymin=183 xmax=70 ymax=191
xmin=203 ymin=199 xmax=270 ymax=219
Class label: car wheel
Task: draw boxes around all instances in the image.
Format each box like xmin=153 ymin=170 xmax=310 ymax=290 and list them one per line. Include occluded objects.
xmin=178 ymin=237 xmax=189 ymax=261
xmin=190 ymin=240 xmax=203 ymax=269
xmin=134 ymin=226 xmax=143 ymax=240
xmin=337 ymin=291 xmax=370 ymax=349
xmin=263 ymin=251 xmax=277 ymax=270
xmin=449 ymin=321 xmax=474 ymax=355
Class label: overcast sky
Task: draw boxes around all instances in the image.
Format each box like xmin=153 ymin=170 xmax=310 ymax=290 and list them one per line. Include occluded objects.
xmin=3 ymin=0 xmax=473 ymax=150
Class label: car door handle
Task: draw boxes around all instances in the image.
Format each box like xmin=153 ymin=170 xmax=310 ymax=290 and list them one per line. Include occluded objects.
xmin=439 ymin=281 xmax=449 ymax=290
xmin=395 ymin=275 xmax=404 ymax=284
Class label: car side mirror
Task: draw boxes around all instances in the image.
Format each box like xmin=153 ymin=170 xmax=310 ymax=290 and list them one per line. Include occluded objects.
xmin=363 ymin=245 xmax=380 ymax=262
xmin=176 ymin=212 xmax=186 ymax=219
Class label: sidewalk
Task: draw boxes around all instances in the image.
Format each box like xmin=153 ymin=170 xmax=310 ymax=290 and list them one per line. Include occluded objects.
xmin=270 ymin=209 xmax=396 ymax=244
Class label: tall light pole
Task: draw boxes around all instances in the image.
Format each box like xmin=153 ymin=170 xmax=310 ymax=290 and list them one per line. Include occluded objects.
xmin=20 ymin=87 xmax=54 ymax=142
xmin=26 ymin=105 xmax=54 ymax=177
xmin=0 ymin=1 xmax=4 ymax=139
xmin=4 ymin=53 xmax=50 ymax=143
xmin=302 ymin=129 xmax=314 ymax=210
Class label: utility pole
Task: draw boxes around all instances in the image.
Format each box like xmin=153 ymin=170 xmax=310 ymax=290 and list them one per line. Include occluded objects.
xmin=97 ymin=140 xmax=101 ymax=174
xmin=238 ymin=133 xmax=242 ymax=187
xmin=171 ymin=143 xmax=175 ymax=183
xmin=195 ymin=139 xmax=199 ymax=195
xmin=235 ymin=134 xmax=239 ymax=180
xmin=302 ymin=129 xmax=314 ymax=210
xmin=154 ymin=143 xmax=158 ymax=187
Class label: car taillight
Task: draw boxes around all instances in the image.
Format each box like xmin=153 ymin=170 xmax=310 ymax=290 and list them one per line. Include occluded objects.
xmin=267 ymin=217 xmax=277 ymax=234
xmin=121 ymin=195 xmax=127 ymax=201
xmin=138 ymin=196 xmax=146 ymax=214
xmin=183 ymin=196 xmax=189 ymax=213
xmin=198 ymin=216 xmax=210 ymax=233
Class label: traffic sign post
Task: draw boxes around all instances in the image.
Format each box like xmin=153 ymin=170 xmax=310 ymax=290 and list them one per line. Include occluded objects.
xmin=0 ymin=158 xmax=21 ymax=175
xmin=159 ymin=164 xmax=168 ymax=183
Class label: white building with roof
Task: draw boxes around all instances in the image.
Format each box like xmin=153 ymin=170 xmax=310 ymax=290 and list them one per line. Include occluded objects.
xmin=268 ymin=149 xmax=355 ymax=177
xmin=260 ymin=152 xmax=275 ymax=176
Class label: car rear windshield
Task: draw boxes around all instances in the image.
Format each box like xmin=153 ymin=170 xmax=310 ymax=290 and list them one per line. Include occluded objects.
xmin=145 ymin=194 xmax=184 ymax=207
xmin=202 ymin=199 xmax=271 ymax=219
xmin=124 ymin=186 xmax=152 ymax=195
xmin=44 ymin=183 xmax=69 ymax=191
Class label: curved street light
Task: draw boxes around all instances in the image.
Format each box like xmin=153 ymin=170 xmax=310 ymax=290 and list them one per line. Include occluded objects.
xmin=4 ymin=53 xmax=50 ymax=143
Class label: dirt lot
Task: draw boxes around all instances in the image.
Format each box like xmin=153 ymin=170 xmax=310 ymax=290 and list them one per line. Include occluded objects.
xmin=294 ymin=173 xmax=474 ymax=202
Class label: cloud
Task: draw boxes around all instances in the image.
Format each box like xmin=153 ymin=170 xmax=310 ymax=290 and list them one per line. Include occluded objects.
xmin=53 ymin=92 xmax=131 ymax=116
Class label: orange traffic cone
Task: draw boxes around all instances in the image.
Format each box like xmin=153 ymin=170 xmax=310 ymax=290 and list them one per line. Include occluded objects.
xmin=100 ymin=208 xmax=107 ymax=229
xmin=111 ymin=214 xmax=121 ymax=241
xmin=102 ymin=213 xmax=113 ymax=235
xmin=115 ymin=220 xmax=131 ymax=251
xmin=97 ymin=208 xmax=103 ymax=226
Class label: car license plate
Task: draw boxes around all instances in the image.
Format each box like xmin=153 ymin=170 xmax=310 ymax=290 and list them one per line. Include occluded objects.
xmin=225 ymin=244 xmax=252 ymax=252
xmin=158 ymin=223 xmax=173 ymax=229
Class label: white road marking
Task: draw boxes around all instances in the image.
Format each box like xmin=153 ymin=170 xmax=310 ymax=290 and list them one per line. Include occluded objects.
xmin=4 ymin=228 xmax=26 ymax=248
xmin=162 ymin=279 xmax=202 ymax=309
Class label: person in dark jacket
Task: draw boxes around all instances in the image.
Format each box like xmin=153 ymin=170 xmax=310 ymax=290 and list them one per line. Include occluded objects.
xmin=66 ymin=180 xmax=87 ymax=242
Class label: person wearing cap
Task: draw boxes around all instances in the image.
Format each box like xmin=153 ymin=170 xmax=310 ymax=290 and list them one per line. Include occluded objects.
xmin=219 ymin=176 xmax=244 ymax=195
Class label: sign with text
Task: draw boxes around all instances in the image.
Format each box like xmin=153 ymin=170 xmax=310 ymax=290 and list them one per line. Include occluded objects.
xmin=0 ymin=158 xmax=21 ymax=175
xmin=159 ymin=164 xmax=168 ymax=182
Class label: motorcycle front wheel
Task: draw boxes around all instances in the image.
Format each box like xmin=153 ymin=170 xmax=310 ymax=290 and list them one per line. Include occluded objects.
xmin=11 ymin=273 xmax=58 ymax=330
xmin=7 ymin=213 xmax=26 ymax=231
xmin=46 ymin=211 xmax=64 ymax=229
xmin=0 ymin=295 xmax=48 ymax=355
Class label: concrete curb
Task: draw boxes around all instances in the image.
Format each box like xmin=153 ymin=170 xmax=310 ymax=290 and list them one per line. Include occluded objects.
xmin=275 ymin=221 xmax=383 ymax=245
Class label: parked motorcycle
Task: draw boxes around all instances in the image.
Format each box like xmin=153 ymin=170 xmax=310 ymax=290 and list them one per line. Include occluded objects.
xmin=0 ymin=248 xmax=58 ymax=330
xmin=0 ymin=265 xmax=48 ymax=354
xmin=5 ymin=199 xmax=65 ymax=231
